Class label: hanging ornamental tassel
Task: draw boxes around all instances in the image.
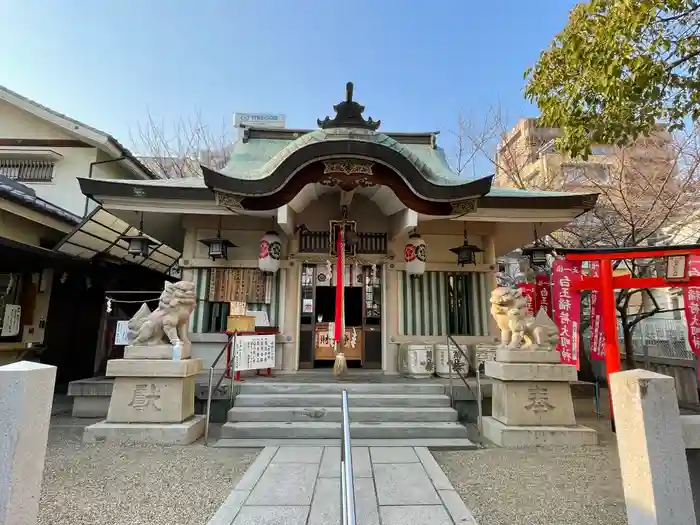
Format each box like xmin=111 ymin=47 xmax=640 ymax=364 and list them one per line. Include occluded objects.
xmin=333 ymin=228 xmax=348 ymax=376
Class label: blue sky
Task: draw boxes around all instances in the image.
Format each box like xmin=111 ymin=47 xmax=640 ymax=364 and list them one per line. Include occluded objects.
xmin=0 ymin=0 xmax=577 ymax=161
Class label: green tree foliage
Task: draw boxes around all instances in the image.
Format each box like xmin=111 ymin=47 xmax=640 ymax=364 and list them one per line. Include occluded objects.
xmin=524 ymin=0 xmax=700 ymax=158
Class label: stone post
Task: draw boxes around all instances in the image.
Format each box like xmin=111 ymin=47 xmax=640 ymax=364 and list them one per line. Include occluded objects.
xmin=0 ymin=361 xmax=57 ymax=525
xmin=611 ymin=369 xmax=696 ymax=525
xmin=481 ymin=349 xmax=597 ymax=447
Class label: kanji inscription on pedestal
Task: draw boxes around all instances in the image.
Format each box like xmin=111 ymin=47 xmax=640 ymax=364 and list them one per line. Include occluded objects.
xmin=128 ymin=383 xmax=162 ymax=411
xmin=524 ymin=385 xmax=555 ymax=413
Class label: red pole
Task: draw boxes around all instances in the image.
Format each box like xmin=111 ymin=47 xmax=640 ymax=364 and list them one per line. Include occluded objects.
xmin=599 ymin=258 xmax=621 ymax=431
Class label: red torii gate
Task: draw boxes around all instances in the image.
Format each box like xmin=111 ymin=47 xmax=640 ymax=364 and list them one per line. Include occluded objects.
xmin=556 ymin=245 xmax=700 ymax=431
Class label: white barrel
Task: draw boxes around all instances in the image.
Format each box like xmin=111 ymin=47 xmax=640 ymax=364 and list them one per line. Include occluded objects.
xmin=434 ymin=344 xmax=470 ymax=378
xmin=400 ymin=344 xmax=435 ymax=379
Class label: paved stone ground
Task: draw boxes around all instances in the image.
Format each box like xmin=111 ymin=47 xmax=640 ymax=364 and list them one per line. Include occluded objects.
xmin=434 ymin=397 xmax=627 ymax=525
xmin=38 ymin=416 xmax=258 ymax=525
xmin=207 ymin=445 xmax=478 ymax=524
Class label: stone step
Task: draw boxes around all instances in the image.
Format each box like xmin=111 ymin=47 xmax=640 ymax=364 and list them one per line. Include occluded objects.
xmin=234 ymin=393 xmax=451 ymax=408
xmin=237 ymin=382 xmax=446 ymax=395
xmin=227 ymin=406 xmax=458 ymax=423
xmin=220 ymin=421 xmax=470 ymax=440
xmin=212 ymin=437 xmax=478 ymax=450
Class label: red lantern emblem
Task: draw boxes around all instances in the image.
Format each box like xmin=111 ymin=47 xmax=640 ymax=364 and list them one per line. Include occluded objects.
xmin=259 ymin=239 xmax=269 ymax=259
xmin=404 ymin=244 xmax=416 ymax=262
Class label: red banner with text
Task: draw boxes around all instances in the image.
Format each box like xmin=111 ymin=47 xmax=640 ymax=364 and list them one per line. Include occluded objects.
xmin=517 ymin=282 xmax=538 ymax=316
xmin=589 ymin=260 xmax=605 ymax=361
xmin=535 ymin=272 xmax=551 ymax=317
xmin=552 ymin=259 xmax=582 ymax=370
xmin=684 ymin=256 xmax=700 ymax=377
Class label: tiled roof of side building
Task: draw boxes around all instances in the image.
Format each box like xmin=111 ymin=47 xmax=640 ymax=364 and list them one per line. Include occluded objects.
xmin=0 ymin=176 xmax=82 ymax=225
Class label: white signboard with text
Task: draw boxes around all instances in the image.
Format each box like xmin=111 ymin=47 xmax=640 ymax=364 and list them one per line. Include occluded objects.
xmin=233 ymin=334 xmax=276 ymax=371
xmin=1 ymin=304 xmax=21 ymax=337
xmin=234 ymin=113 xmax=286 ymax=129
xmin=114 ymin=321 xmax=130 ymax=346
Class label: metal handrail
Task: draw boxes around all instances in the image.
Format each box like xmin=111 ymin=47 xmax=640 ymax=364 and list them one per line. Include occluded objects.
xmin=446 ymin=335 xmax=483 ymax=440
xmin=340 ymin=390 xmax=357 ymax=525
xmin=204 ymin=331 xmax=237 ymax=446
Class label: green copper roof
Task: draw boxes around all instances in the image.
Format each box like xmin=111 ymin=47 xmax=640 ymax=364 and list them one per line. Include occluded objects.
xmin=219 ymin=128 xmax=476 ymax=186
xmin=486 ymin=186 xmax=596 ymax=198
xmin=217 ymin=127 xmax=594 ymax=201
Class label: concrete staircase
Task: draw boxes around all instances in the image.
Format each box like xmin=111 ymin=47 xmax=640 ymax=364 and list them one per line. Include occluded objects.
xmin=214 ymin=381 xmax=476 ymax=449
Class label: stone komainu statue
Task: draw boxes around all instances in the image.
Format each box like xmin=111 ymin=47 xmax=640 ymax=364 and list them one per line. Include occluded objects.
xmin=126 ymin=281 xmax=196 ymax=347
xmin=489 ymin=286 xmax=558 ymax=349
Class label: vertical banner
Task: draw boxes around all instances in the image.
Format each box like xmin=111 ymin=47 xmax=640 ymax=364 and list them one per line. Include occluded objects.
xmin=517 ymin=282 xmax=537 ymax=316
xmin=535 ymin=272 xmax=551 ymax=316
xmin=589 ymin=260 xmax=605 ymax=361
xmin=552 ymin=259 xmax=583 ymax=370
xmin=684 ymin=256 xmax=700 ymax=377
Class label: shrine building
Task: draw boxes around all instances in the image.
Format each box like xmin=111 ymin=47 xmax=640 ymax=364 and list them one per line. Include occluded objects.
xmin=72 ymin=82 xmax=598 ymax=376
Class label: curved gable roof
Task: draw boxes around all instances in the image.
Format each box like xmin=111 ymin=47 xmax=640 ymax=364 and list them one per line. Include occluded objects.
xmin=202 ymin=127 xmax=493 ymax=202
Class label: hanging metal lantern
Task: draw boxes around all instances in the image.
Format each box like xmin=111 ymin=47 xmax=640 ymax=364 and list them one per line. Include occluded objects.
xmin=450 ymin=224 xmax=483 ymax=266
xmin=200 ymin=218 xmax=236 ymax=261
xmin=259 ymin=231 xmax=282 ymax=273
xmin=200 ymin=236 xmax=236 ymax=260
xmin=521 ymin=224 xmax=553 ymax=267
xmin=121 ymin=235 xmax=153 ymax=257
xmin=521 ymin=243 xmax=553 ymax=267
xmin=120 ymin=212 xmax=156 ymax=257
xmin=405 ymin=233 xmax=427 ymax=277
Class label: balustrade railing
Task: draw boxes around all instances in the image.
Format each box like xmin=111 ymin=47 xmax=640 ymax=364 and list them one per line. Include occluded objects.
xmin=447 ymin=335 xmax=483 ymax=441
xmin=299 ymin=230 xmax=387 ymax=254
xmin=204 ymin=331 xmax=237 ymax=446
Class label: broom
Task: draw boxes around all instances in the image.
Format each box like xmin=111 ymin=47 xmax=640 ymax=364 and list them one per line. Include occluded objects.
xmin=333 ymin=227 xmax=347 ymax=376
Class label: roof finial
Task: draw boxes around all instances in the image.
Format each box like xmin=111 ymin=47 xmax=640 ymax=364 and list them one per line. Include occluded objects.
xmin=317 ymin=81 xmax=380 ymax=131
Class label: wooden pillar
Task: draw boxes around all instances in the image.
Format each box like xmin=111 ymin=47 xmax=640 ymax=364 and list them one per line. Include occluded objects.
xmin=384 ymin=265 xmax=400 ymax=374
xmin=483 ymin=234 xmax=499 ymax=337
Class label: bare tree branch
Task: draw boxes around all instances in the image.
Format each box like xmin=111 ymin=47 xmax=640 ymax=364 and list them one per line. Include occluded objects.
xmin=129 ymin=110 xmax=235 ymax=179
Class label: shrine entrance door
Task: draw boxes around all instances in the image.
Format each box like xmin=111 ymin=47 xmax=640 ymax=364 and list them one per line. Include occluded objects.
xmin=297 ymin=263 xmax=382 ymax=369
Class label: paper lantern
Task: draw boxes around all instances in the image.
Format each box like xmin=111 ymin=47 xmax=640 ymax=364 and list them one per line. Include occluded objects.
xmin=404 ymin=233 xmax=427 ymax=277
xmin=258 ymin=231 xmax=282 ymax=273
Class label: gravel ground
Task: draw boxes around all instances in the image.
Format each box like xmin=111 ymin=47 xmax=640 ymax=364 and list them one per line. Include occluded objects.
xmin=38 ymin=417 xmax=258 ymax=525
xmin=434 ymin=400 xmax=627 ymax=525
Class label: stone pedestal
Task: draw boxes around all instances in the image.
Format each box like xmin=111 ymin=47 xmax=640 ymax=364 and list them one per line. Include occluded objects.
xmin=481 ymin=349 xmax=597 ymax=448
xmin=84 ymin=355 xmax=205 ymax=445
